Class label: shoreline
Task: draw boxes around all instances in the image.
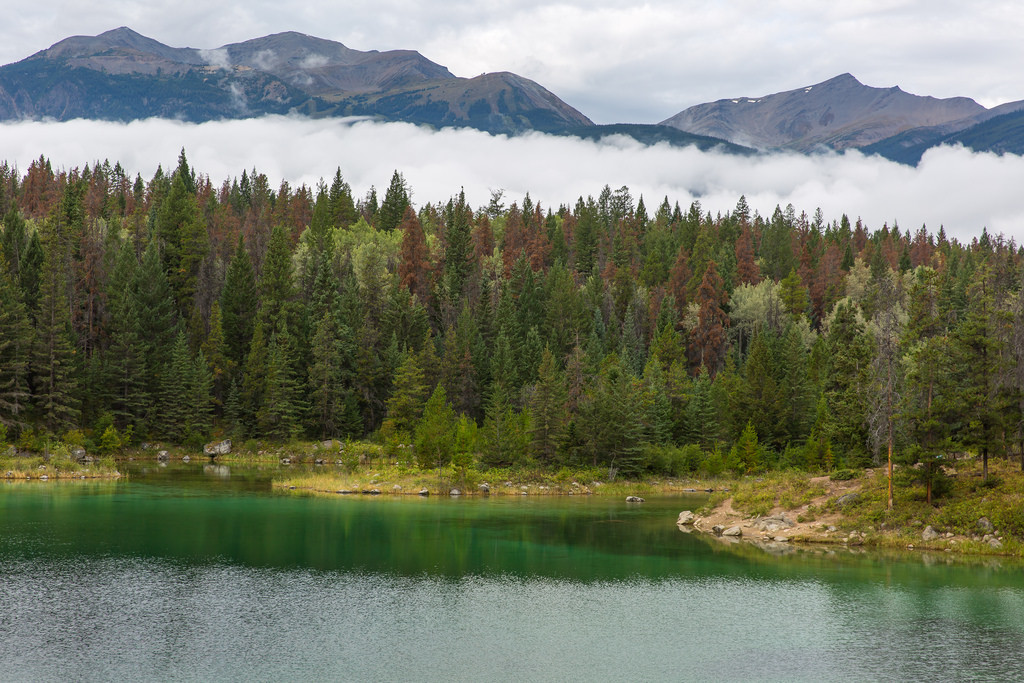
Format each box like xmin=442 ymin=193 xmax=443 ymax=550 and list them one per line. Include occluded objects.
xmin=681 ymin=465 xmax=1023 ymax=559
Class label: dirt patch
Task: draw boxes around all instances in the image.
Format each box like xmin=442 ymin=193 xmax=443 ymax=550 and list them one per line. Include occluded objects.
xmin=687 ymin=474 xmax=864 ymax=545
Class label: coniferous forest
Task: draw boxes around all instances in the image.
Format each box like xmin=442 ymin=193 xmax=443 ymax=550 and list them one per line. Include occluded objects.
xmin=1 ymin=151 xmax=1023 ymax=483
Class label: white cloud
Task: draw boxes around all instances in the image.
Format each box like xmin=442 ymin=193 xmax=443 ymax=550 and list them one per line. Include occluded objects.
xmin=300 ymin=54 xmax=328 ymax=69
xmin=4 ymin=1 xmax=1024 ymax=124
xmin=0 ymin=116 xmax=1019 ymax=245
xmin=197 ymin=47 xmax=230 ymax=69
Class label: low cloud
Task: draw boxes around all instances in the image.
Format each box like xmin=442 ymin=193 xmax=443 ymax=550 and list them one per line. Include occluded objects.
xmin=0 ymin=116 xmax=1020 ymax=244
xmin=300 ymin=54 xmax=329 ymax=69
xmin=197 ymin=47 xmax=230 ymax=69
xmin=251 ymin=49 xmax=278 ymax=71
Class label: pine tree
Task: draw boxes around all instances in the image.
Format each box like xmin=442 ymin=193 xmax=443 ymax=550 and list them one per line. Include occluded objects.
xmin=530 ymin=347 xmax=567 ymax=463
xmin=0 ymin=251 xmax=31 ymax=433
xmin=257 ymin=324 xmax=302 ymax=439
xmin=105 ymin=286 xmax=147 ymax=429
xmin=689 ymin=260 xmax=729 ymax=377
xmin=158 ymin=331 xmax=192 ymax=441
xmin=824 ymin=301 xmax=873 ymax=467
xmin=221 ymin=235 xmax=258 ymax=375
xmin=154 ymin=164 xmax=208 ymax=316
xmin=385 ymin=351 xmax=428 ymax=437
xmin=308 ymin=310 xmax=354 ymax=438
xmin=186 ymin=350 xmax=214 ymax=441
xmin=415 ymin=384 xmax=455 ymax=470
xmin=398 ymin=206 xmax=431 ymax=306
xmin=32 ymin=229 xmax=80 ymax=434
xmin=134 ymin=239 xmax=179 ymax=414
xmin=201 ymin=300 xmax=229 ymax=412
xmin=376 ymin=170 xmax=410 ymax=232
xmin=257 ymin=224 xmax=297 ymax=339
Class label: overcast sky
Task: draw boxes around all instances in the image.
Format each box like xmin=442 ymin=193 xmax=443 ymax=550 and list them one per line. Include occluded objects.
xmin=6 ymin=1 xmax=1024 ymax=123
xmin=3 ymin=2 xmax=1023 ymax=245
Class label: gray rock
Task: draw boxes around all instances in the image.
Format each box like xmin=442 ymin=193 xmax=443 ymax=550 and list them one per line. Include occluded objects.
xmin=774 ymin=536 xmax=790 ymax=543
xmin=314 ymin=458 xmax=327 ymax=465
xmin=677 ymin=511 xmax=696 ymax=525
xmin=321 ymin=440 xmax=335 ymax=449
xmin=835 ymin=493 xmax=859 ymax=508
xmin=418 ymin=489 xmax=430 ymax=496
xmin=922 ymin=526 xmax=941 ymax=542
xmin=722 ymin=526 xmax=743 ymax=537
xmin=712 ymin=525 xmax=725 ymax=536
xmin=449 ymin=488 xmax=462 ymax=496
xmin=977 ymin=517 xmax=995 ymax=533
xmin=757 ymin=514 xmax=795 ymax=532
xmin=989 ymin=537 xmax=1004 ymax=549
xmin=203 ymin=439 xmax=232 ymax=456
xmin=280 ymin=457 xmax=291 ymax=464
xmin=625 ymin=496 xmax=645 ymax=503
xmin=478 ymin=483 xmax=490 ymax=493
xmin=157 ymin=450 xmax=169 ymax=461
xmin=71 ymin=446 xmax=87 ymax=461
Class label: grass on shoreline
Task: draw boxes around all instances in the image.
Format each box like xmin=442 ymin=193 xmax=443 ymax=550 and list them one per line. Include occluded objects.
xmin=713 ymin=459 xmax=1024 ymax=557
xmin=1 ymin=453 xmax=122 ymax=480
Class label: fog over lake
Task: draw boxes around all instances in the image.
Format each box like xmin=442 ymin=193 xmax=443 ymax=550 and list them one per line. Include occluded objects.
xmin=2 ymin=115 xmax=1022 ymax=244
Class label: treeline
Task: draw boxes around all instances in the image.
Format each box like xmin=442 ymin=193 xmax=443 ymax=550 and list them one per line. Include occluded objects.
xmin=1 ymin=151 xmax=1022 ymax=485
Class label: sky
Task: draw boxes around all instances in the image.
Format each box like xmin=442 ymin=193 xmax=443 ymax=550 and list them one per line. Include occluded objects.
xmin=2 ymin=2 xmax=1024 ymax=244
xmin=6 ymin=0 xmax=1024 ymax=124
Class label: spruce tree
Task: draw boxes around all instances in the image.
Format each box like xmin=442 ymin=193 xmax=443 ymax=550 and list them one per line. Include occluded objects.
xmin=0 ymin=251 xmax=31 ymax=433
xmin=221 ymin=235 xmax=258 ymax=375
xmin=32 ymin=230 xmax=80 ymax=434
xmin=376 ymin=170 xmax=410 ymax=232
xmin=529 ymin=347 xmax=567 ymax=463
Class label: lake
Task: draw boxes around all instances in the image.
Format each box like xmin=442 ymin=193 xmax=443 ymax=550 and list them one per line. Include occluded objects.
xmin=3 ymin=463 xmax=1024 ymax=682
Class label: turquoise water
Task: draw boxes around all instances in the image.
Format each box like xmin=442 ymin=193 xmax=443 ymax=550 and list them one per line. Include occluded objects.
xmin=2 ymin=465 xmax=1023 ymax=681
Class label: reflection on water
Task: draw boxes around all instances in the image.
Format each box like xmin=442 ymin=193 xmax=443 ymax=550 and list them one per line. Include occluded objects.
xmin=2 ymin=465 xmax=1024 ymax=681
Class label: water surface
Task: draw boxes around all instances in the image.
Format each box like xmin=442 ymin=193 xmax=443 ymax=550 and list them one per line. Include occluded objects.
xmin=2 ymin=464 xmax=1023 ymax=681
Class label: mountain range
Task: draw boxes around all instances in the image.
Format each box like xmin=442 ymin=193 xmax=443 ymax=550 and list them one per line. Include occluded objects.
xmin=1 ymin=27 xmax=1022 ymax=164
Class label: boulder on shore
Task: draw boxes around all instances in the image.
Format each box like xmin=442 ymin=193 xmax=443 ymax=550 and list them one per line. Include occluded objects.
xmin=922 ymin=525 xmax=941 ymax=542
xmin=71 ymin=446 xmax=87 ymax=462
xmin=157 ymin=450 xmax=169 ymax=461
xmin=722 ymin=526 xmax=743 ymax=537
xmin=977 ymin=517 xmax=995 ymax=533
xmin=204 ymin=439 xmax=232 ymax=456
xmin=677 ymin=511 xmax=696 ymax=525
xmin=626 ymin=496 xmax=645 ymax=503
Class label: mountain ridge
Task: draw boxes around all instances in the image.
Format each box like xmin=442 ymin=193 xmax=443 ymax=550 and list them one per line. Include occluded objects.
xmin=0 ymin=27 xmax=593 ymax=135
xmin=660 ymin=73 xmax=986 ymax=152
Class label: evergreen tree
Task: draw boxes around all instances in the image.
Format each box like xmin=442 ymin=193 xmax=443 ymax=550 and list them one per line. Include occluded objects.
xmin=202 ymin=301 xmax=229 ymax=413
xmin=385 ymin=351 xmax=428 ymax=437
xmin=0 ymin=251 xmax=31 ymax=433
xmin=158 ymin=331 xmax=192 ymax=441
xmin=257 ymin=323 xmax=302 ymax=439
xmin=376 ymin=170 xmax=410 ymax=232
xmin=32 ymin=230 xmax=80 ymax=434
xmin=415 ymin=384 xmax=456 ymax=470
xmin=824 ymin=301 xmax=873 ymax=467
xmin=530 ymin=347 xmax=567 ymax=463
xmin=221 ymin=235 xmax=258 ymax=374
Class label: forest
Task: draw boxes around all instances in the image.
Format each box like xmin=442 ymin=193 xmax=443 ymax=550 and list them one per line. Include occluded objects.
xmin=1 ymin=150 xmax=1022 ymax=486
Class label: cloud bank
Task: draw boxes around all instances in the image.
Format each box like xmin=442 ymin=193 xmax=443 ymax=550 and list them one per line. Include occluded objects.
xmin=0 ymin=116 xmax=1020 ymax=245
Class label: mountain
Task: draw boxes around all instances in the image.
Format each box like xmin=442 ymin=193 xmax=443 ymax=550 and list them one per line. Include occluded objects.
xmin=861 ymin=101 xmax=1024 ymax=164
xmin=0 ymin=27 xmax=593 ymax=134
xmin=660 ymin=73 xmax=986 ymax=152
